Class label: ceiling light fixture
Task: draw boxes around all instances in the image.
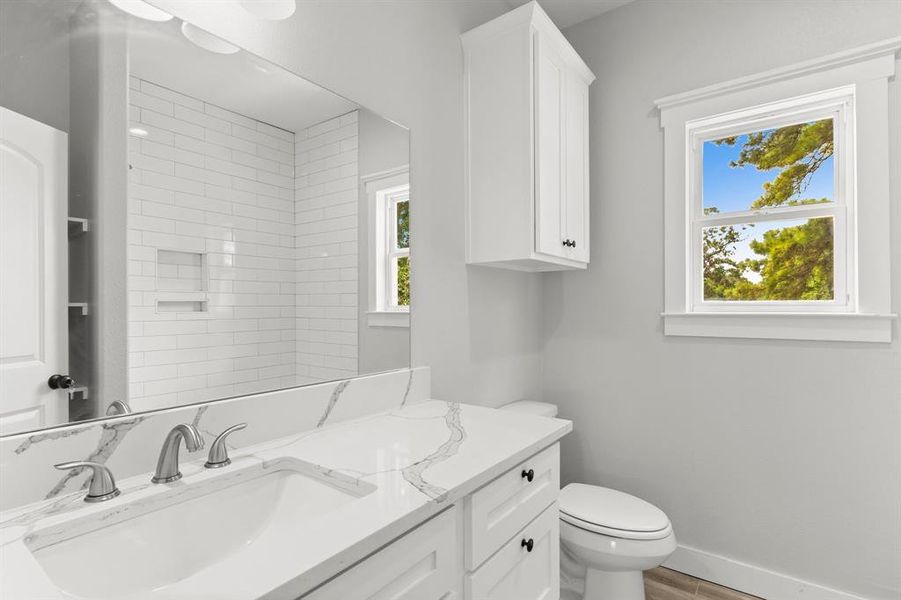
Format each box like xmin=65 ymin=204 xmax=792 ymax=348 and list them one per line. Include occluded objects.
xmin=107 ymin=0 xmax=173 ymax=22
xmin=238 ymin=0 xmax=296 ymax=21
xmin=180 ymin=22 xmax=241 ymax=55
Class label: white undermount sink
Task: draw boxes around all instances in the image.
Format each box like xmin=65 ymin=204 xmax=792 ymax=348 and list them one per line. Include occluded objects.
xmin=24 ymin=458 xmax=375 ymax=599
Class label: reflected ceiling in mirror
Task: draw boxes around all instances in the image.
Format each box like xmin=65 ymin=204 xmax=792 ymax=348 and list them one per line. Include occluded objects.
xmin=0 ymin=0 xmax=411 ymax=436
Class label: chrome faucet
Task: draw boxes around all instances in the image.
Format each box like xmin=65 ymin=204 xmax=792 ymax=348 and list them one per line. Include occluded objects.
xmin=151 ymin=424 xmax=204 ymax=484
xmin=54 ymin=461 xmax=120 ymax=503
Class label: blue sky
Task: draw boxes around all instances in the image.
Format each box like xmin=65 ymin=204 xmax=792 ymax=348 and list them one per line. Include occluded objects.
xmin=702 ymin=131 xmax=834 ymax=213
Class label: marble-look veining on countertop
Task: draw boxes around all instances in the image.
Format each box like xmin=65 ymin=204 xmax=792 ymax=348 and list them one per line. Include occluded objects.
xmin=400 ymin=402 xmax=464 ymax=502
xmin=400 ymin=368 xmax=414 ymax=407
xmin=317 ymin=380 xmax=350 ymax=427
xmin=0 ymin=398 xmax=571 ymax=600
xmin=0 ymin=367 xmax=430 ymax=512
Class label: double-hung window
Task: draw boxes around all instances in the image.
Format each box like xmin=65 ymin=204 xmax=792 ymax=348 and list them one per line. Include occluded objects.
xmin=657 ymin=40 xmax=897 ymax=342
xmin=363 ymin=167 xmax=410 ymax=327
xmin=689 ymin=90 xmax=852 ymax=312
xmin=385 ymin=186 xmax=410 ymax=309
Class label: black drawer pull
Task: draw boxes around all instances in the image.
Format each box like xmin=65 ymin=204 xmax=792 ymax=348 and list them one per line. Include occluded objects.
xmin=521 ymin=468 xmax=534 ymax=482
xmin=521 ymin=538 xmax=534 ymax=552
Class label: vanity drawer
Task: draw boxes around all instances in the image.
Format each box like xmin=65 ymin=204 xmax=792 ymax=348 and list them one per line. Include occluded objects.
xmin=464 ymin=443 xmax=559 ymax=570
xmin=465 ymin=502 xmax=559 ymax=600
xmin=303 ymin=506 xmax=460 ymax=600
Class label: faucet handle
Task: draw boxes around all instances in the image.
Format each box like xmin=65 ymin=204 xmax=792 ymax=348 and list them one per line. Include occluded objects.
xmin=205 ymin=423 xmax=247 ymax=469
xmin=105 ymin=400 xmax=132 ymax=416
xmin=54 ymin=461 xmax=121 ymax=503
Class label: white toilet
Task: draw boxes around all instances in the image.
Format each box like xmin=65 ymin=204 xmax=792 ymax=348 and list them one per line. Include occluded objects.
xmin=501 ymin=401 xmax=676 ymax=600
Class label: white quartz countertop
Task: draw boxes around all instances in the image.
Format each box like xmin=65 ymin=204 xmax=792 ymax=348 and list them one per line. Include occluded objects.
xmin=0 ymin=401 xmax=571 ymax=599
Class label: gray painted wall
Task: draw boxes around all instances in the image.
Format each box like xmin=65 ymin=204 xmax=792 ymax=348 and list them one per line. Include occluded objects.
xmin=68 ymin=6 xmax=130 ymax=416
xmin=545 ymin=1 xmax=901 ymax=598
xmin=0 ymin=0 xmax=70 ymax=133
xmin=357 ymin=108 xmax=411 ymax=375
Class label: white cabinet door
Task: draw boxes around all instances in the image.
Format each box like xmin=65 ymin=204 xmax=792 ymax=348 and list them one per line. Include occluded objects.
xmin=564 ymin=71 xmax=590 ymax=263
xmin=466 ymin=502 xmax=560 ymax=600
xmin=0 ymin=107 xmax=68 ymax=435
xmin=533 ymin=29 xmax=567 ymax=260
xmin=304 ymin=507 xmax=460 ymax=600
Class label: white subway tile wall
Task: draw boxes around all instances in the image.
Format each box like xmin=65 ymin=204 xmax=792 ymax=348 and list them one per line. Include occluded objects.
xmin=127 ymin=78 xmax=360 ymax=411
xmin=295 ymin=112 xmax=360 ymax=384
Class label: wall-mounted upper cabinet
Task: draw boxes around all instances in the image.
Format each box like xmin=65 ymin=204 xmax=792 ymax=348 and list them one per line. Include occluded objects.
xmin=463 ymin=1 xmax=595 ymax=271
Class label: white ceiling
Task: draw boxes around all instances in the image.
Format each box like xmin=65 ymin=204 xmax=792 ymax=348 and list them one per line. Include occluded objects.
xmin=505 ymin=0 xmax=634 ymax=29
xmin=127 ymin=16 xmax=358 ymax=133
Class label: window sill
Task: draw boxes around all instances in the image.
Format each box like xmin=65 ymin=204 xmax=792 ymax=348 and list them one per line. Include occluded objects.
xmin=662 ymin=312 xmax=895 ymax=343
xmin=367 ymin=311 xmax=410 ymax=328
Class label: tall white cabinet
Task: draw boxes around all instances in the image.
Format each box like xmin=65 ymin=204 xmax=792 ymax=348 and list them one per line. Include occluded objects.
xmin=463 ymin=2 xmax=595 ymax=271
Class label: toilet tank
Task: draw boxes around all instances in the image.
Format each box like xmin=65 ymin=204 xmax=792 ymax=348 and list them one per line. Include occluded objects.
xmin=500 ymin=401 xmax=558 ymax=418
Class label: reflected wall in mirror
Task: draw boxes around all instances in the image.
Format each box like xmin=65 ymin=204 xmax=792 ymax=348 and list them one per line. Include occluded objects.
xmin=0 ymin=0 xmax=411 ymax=435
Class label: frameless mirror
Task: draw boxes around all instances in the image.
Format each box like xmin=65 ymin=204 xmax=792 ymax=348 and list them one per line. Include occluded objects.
xmin=0 ymin=0 xmax=411 ymax=435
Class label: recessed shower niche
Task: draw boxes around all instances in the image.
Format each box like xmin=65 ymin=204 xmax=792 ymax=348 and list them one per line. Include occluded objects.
xmin=154 ymin=249 xmax=207 ymax=313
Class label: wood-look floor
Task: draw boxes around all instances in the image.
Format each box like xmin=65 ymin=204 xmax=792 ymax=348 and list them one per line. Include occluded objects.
xmin=644 ymin=567 xmax=764 ymax=600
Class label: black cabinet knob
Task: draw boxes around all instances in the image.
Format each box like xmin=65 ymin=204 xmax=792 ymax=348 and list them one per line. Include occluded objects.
xmin=571 ymin=240 xmax=577 ymax=248
xmin=521 ymin=468 xmax=534 ymax=482
xmin=521 ymin=538 xmax=534 ymax=552
xmin=48 ymin=374 xmax=75 ymax=390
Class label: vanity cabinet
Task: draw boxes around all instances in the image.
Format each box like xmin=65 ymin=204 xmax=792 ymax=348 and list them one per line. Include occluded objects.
xmin=303 ymin=507 xmax=461 ymax=600
xmin=302 ymin=443 xmax=561 ymax=600
xmin=466 ymin=503 xmax=559 ymax=600
xmin=463 ymin=2 xmax=595 ymax=272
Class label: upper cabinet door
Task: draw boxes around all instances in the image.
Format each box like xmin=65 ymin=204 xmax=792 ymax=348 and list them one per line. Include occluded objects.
xmin=533 ymin=30 xmax=567 ymax=260
xmin=564 ymin=70 xmax=590 ymax=263
xmin=463 ymin=2 xmax=595 ymax=271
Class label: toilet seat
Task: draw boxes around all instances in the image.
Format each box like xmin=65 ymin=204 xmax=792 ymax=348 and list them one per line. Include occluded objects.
xmin=560 ymin=483 xmax=672 ymax=541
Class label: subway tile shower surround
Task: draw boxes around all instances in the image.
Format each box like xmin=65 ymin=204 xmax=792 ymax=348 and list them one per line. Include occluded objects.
xmin=295 ymin=112 xmax=361 ymax=384
xmin=127 ymin=77 xmax=359 ymax=413
xmin=0 ymin=367 xmax=429 ymax=512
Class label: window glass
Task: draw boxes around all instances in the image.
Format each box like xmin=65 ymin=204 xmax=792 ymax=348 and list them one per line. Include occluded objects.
xmin=395 ymin=256 xmax=410 ymax=307
xmin=702 ymin=118 xmax=834 ymax=214
xmin=703 ymin=216 xmax=834 ymax=301
xmin=396 ymin=199 xmax=409 ymax=249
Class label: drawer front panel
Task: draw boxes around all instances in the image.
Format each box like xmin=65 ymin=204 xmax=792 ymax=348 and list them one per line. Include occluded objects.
xmin=465 ymin=502 xmax=560 ymax=600
xmin=304 ymin=507 xmax=460 ymax=600
xmin=465 ymin=443 xmax=559 ymax=570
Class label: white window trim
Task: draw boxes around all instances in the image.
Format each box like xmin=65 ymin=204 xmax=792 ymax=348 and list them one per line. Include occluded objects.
xmin=656 ymin=37 xmax=899 ymax=343
xmin=688 ymin=88 xmax=854 ymax=314
xmin=363 ymin=166 xmax=410 ymax=328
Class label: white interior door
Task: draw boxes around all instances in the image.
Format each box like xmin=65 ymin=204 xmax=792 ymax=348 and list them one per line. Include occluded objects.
xmin=0 ymin=107 xmax=69 ymax=435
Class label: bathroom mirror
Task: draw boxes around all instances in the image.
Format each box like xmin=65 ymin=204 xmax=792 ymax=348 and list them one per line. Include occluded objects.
xmin=0 ymin=0 xmax=411 ymax=436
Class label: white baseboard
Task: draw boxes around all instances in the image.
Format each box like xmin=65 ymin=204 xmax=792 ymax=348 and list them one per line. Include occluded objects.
xmin=664 ymin=545 xmax=873 ymax=600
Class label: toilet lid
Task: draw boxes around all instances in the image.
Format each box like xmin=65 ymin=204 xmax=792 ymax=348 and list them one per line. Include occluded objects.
xmin=559 ymin=484 xmax=671 ymax=539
